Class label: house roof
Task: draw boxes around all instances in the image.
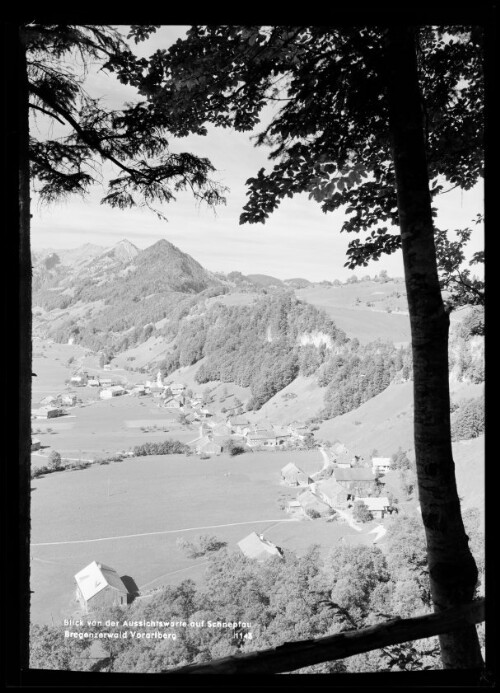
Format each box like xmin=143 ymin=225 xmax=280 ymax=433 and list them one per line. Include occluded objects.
xmin=199 ymin=441 xmax=222 ymax=454
xmin=372 ymin=457 xmax=392 ymax=466
xmin=357 ymin=497 xmax=391 ymax=511
xmin=316 ymin=477 xmax=348 ymax=499
xmin=74 ymin=561 xmax=127 ymax=601
xmin=237 ymin=532 xmax=282 ymax=560
xmin=334 ymin=468 xmax=377 ymax=482
xmin=297 ymin=489 xmax=330 ymax=511
xmin=281 ymin=462 xmax=309 ymax=480
xmin=247 ymin=431 xmax=276 ymax=441
xmin=228 ymin=417 xmax=251 ymax=426
xmin=281 ymin=462 xmax=300 ymax=473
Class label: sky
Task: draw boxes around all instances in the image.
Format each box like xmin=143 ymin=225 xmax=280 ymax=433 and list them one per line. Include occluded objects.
xmin=30 ymin=26 xmax=484 ymax=282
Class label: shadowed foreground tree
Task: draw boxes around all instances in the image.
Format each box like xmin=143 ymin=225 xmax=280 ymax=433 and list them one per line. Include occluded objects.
xmin=108 ymin=25 xmax=485 ymax=668
xmin=18 ymin=24 xmax=226 ymax=664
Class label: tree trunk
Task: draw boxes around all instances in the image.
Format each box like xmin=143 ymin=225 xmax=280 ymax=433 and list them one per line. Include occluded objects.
xmin=384 ymin=27 xmax=483 ymax=669
xmin=18 ymin=26 xmax=32 ymax=663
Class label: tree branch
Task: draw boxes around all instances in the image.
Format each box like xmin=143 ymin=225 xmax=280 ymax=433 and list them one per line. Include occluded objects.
xmin=29 ymin=102 xmax=65 ymax=124
xmin=29 ymin=82 xmax=143 ymax=182
xmin=163 ymin=599 xmax=484 ymax=675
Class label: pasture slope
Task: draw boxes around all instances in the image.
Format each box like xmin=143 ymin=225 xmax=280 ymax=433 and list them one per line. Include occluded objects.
xmin=30 ymin=449 xmax=371 ymax=625
xmin=317 ymin=379 xmax=484 ymax=462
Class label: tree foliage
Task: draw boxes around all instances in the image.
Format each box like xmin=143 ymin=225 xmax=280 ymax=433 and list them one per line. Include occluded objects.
xmin=107 ymin=26 xmax=483 ymax=281
xmin=26 ymin=24 xmax=227 ymax=216
xmin=132 ymin=439 xmax=189 ymax=456
xmin=451 ymin=396 xmax=485 ymax=441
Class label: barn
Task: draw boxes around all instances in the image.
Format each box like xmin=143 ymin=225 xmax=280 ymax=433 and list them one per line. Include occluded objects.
xmin=74 ymin=561 xmax=129 ymax=613
xmin=334 ymin=468 xmax=379 ymax=497
xmin=281 ymin=462 xmax=311 ymax=487
xmin=297 ymin=488 xmax=331 ymax=516
xmin=237 ymin=532 xmax=283 ymax=562
xmin=315 ymin=477 xmax=350 ymax=507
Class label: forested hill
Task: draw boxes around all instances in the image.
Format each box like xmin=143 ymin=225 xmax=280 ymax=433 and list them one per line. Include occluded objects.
xmin=158 ymin=293 xmax=411 ymax=411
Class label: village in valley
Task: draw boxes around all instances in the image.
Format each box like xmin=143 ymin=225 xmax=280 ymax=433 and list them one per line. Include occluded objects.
xmin=31 ymin=336 xmax=407 ymax=623
xmin=29 ymin=239 xmax=484 ymax=629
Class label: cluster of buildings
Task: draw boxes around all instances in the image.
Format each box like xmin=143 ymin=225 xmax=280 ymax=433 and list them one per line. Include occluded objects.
xmin=280 ymin=444 xmax=394 ymax=520
xmin=188 ymin=417 xmax=313 ymax=456
xmin=31 ymin=392 xmax=80 ymax=420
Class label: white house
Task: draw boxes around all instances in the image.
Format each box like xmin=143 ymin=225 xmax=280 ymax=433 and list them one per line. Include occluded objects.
xmin=88 ymin=377 xmax=101 ymax=387
xmin=372 ymin=457 xmax=392 ymax=475
xmin=100 ymin=386 xmax=125 ymax=399
xmin=237 ymin=532 xmax=283 ymax=561
xmin=74 ymin=560 xmax=129 ymax=612
xmin=357 ymin=496 xmax=391 ymax=519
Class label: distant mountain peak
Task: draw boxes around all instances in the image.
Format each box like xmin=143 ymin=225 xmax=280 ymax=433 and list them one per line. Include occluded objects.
xmin=99 ymin=239 xmax=139 ymax=263
xmin=129 ymin=238 xmax=219 ymax=293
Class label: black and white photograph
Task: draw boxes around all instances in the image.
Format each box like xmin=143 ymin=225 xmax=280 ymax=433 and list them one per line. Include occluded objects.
xmin=8 ymin=16 xmax=491 ymax=682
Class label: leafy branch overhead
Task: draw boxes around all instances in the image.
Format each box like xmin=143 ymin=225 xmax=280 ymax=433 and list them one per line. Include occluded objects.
xmin=25 ymin=24 xmax=227 ymax=217
xmin=117 ymin=25 xmax=482 ymax=287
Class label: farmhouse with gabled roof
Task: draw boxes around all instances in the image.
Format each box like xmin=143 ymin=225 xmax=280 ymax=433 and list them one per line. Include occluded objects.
xmin=281 ymin=462 xmax=312 ymax=487
xmin=314 ymin=477 xmax=350 ymax=507
xmin=297 ymin=488 xmax=331 ymax=516
xmin=237 ymin=532 xmax=283 ymax=562
xmin=74 ymin=560 xmax=129 ymax=612
xmin=334 ymin=467 xmax=379 ymax=497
